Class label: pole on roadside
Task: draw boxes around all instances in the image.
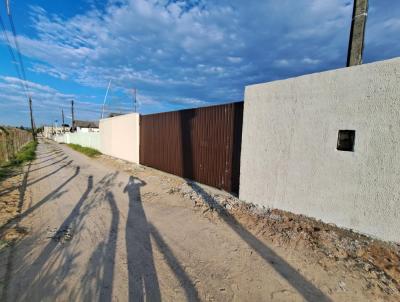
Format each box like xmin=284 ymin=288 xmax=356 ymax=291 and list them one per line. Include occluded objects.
xmin=62 ymin=108 xmax=65 ymax=133
xmin=29 ymin=97 xmax=36 ymax=141
xmin=71 ymin=100 xmax=75 ymax=132
xmin=133 ymin=88 xmax=137 ymax=113
xmin=347 ymin=0 xmax=368 ymax=67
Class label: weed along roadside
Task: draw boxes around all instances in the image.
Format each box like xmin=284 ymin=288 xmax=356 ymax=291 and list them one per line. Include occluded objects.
xmin=0 ymin=140 xmax=37 ymax=250
xmin=66 ymin=144 xmax=101 ymax=158
xmin=0 ymin=141 xmax=38 ymax=180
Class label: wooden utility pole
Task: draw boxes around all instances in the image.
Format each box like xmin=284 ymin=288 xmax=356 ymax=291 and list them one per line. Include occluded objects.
xmin=347 ymin=0 xmax=368 ymax=67
xmin=62 ymin=108 xmax=65 ymax=133
xmin=29 ymin=97 xmax=36 ymax=141
xmin=71 ymin=100 xmax=75 ymax=131
xmin=133 ymin=88 xmax=137 ymax=113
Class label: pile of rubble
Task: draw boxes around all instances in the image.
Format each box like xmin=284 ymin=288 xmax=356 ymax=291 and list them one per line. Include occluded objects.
xmin=176 ymin=182 xmax=400 ymax=295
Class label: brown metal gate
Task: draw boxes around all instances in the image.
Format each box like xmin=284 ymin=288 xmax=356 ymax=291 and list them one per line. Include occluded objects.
xmin=140 ymin=102 xmax=243 ymax=194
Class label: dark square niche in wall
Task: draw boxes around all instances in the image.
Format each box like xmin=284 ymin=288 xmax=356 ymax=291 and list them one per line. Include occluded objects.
xmin=337 ymin=130 xmax=355 ymax=152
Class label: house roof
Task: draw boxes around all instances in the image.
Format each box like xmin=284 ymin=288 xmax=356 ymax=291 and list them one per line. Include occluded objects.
xmin=74 ymin=120 xmax=99 ymax=128
xmin=108 ymin=112 xmax=124 ymax=118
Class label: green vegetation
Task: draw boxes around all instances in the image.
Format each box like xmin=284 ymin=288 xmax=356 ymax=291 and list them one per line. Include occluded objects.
xmin=10 ymin=141 xmax=38 ymax=165
xmin=67 ymin=144 xmax=101 ymax=157
xmin=0 ymin=140 xmax=38 ymax=180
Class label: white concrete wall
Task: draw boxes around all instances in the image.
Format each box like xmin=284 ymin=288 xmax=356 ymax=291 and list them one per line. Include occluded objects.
xmin=43 ymin=126 xmax=67 ymax=138
xmin=54 ymin=133 xmax=100 ymax=151
xmin=240 ymin=57 xmax=400 ymax=243
xmin=99 ymin=113 xmax=140 ymax=163
xmin=53 ymin=135 xmax=65 ymax=143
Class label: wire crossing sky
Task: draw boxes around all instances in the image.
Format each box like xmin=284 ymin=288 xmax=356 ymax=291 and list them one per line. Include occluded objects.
xmin=0 ymin=0 xmax=399 ymax=126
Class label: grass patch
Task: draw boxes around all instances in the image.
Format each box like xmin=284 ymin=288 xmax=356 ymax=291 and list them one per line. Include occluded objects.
xmin=67 ymin=144 xmax=101 ymax=157
xmin=10 ymin=141 xmax=38 ymax=165
xmin=0 ymin=140 xmax=37 ymax=180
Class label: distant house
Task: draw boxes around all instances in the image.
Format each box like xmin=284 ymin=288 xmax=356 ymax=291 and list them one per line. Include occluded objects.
xmin=43 ymin=126 xmax=70 ymax=138
xmin=108 ymin=112 xmax=125 ymax=118
xmin=73 ymin=120 xmax=99 ymax=133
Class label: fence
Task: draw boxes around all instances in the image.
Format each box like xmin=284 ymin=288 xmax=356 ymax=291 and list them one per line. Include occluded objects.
xmin=0 ymin=127 xmax=32 ymax=163
xmin=54 ymin=132 xmax=101 ymax=151
xmin=140 ymin=102 xmax=243 ymax=194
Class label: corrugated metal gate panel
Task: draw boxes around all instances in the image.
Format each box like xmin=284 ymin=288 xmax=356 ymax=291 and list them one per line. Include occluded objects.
xmin=140 ymin=102 xmax=243 ymax=194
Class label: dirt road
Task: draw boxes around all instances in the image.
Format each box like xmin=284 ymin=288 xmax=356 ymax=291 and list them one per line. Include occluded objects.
xmin=0 ymin=140 xmax=398 ymax=301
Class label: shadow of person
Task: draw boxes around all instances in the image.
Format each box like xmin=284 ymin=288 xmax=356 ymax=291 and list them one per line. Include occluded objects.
xmin=186 ymin=181 xmax=332 ymax=302
xmin=124 ymin=176 xmax=161 ymax=302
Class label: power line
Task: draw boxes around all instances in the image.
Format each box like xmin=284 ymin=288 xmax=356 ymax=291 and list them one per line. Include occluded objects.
xmin=3 ymin=1 xmax=35 ymax=134
xmin=8 ymin=13 xmax=28 ymax=88
xmin=0 ymin=14 xmax=27 ymax=97
xmin=5 ymin=4 xmax=30 ymax=95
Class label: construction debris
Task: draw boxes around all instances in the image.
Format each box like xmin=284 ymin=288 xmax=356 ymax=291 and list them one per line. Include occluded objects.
xmin=47 ymin=227 xmax=73 ymax=243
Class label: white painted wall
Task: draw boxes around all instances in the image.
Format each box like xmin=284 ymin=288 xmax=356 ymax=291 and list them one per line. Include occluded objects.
xmin=54 ymin=132 xmax=100 ymax=151
xmin=100 ymin=113 xmax=140 ymax=163
xmin=43 ymin=126 xmax=67 ymax=138
xmin=240 ymin=58 xmax=400 ymax=243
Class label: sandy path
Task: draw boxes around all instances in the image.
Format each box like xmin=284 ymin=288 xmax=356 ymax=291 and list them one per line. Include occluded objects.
xmin=0 ymin=140 xmax=396 ymax=301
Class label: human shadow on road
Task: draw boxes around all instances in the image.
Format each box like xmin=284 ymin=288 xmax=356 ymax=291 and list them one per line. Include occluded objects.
xmin=124 ymin=176 xmax=161 ymax=302
xmin=32 ymin=172 xmax=119 ymax=302
xmin=148 ymin=222 xmax=200 ymax=302
xmin=179 ymin=113 xmax=331 ymax=302
xmin=98 ymin=191 xmax=120 ymax=302
xmin=1 ymin=172 xmax=90 ymax=302
xmin=75 ymin=176 xmax=121 ymax=302
xmin=187 ymin=181 xmax=332 ymax=302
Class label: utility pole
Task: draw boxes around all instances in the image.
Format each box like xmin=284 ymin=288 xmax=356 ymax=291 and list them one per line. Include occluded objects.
xmin=347 ymin=0 xmax=368 ymax=67
xmin=29 ymin=97 xmax=36 ymax=141
xmin=133 ymin=88 xmax=137 ymax=113
xmin=71 ymin=100 xmax=75 ymax=132
xmin=62 ymin=108 xmax=65 ymax=133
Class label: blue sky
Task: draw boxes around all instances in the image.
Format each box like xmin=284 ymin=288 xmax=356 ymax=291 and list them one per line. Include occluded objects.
xmin=0 ymin=0 xmax=399 ymax=127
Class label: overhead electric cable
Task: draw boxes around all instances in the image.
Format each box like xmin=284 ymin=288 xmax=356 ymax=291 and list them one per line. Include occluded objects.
xmin=7 ymin=13 xmax=28 ymax=84
xmin=0 ymin=14 xmax=27 ymax=97
xmin=6 ymin=4 xmax=30 ymax=95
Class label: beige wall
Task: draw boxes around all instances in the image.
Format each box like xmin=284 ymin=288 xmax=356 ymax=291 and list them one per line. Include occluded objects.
xmin=100 ymin=113 xmax=140 ymax=163
xmin=240 ymin=57 xmax=400 ymax=243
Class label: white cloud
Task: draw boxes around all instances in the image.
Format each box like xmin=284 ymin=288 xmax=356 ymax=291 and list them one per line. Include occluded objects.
xmin=227 ymin=56 xmax=243 ymax=64
xmin=302 ymin=57 xmax=321 ymax=65
xmin=1 ymin=0 xmax=399 ymax=122
xmin=0 ymin=76 xmax=100 ymax=125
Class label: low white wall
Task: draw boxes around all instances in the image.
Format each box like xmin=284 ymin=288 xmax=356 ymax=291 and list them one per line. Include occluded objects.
xmin=54 ymin=132 xmax=100 ymax=151
xmin=99 ymin=113 xmax=140 ymax=163
xmin=240 ymin=57 xmax=400 ymax=243
xmin=53 ymin=135 xmax=65 ymax=143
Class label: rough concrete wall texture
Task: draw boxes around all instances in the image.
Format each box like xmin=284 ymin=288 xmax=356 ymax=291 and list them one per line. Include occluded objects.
xmin=239 ymin=57 xmax=400 ymax=243
xmin=99 ymin=113 xmax=140 ymax=163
